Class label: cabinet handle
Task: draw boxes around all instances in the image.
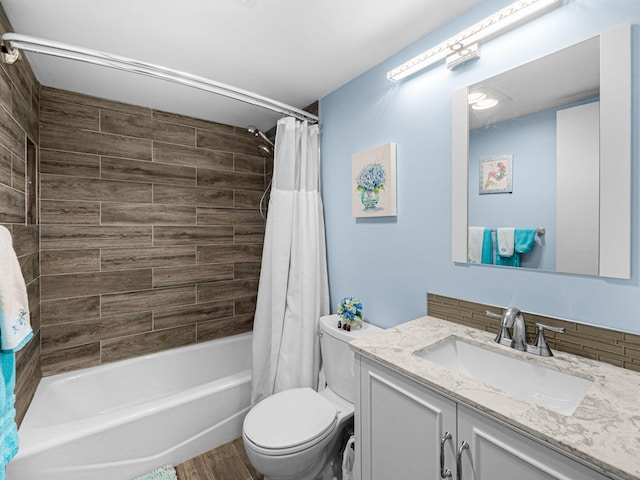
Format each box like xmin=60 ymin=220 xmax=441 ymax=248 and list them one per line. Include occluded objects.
xmin=456 ymin=441 xmax=469 ymax=480
xmin=440 ymin=432 xmax=452 ymax=478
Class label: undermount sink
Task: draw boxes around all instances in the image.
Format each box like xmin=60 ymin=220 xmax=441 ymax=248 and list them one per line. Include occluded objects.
xmin=414 ymin=337 xmax=593 ymax=415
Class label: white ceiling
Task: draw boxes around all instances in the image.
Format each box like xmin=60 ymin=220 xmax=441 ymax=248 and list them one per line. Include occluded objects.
xmin=1 ymin=0 xmax=483 ymax=131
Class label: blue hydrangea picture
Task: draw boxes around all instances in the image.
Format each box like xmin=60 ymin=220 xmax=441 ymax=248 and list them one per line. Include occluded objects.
xmin=351 ymin=143 xmax=397 ymax=217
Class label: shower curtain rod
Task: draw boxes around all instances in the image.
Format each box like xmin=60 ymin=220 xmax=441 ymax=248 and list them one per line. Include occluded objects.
xmin=1 ymin=33 xmax=319 ymax=124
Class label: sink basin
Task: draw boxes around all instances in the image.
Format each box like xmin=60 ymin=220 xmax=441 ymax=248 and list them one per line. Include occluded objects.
xmin=414 ymin=337 xmax=592 ymax=415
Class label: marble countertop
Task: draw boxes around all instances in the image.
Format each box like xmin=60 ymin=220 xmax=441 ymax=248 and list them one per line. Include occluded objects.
xmin=349 ymin=316 xmax=640 ymax=480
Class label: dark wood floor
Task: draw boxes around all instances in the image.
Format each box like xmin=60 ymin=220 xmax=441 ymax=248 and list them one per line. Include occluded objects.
xmin=176 ymin=438 xmax=264 ymax=480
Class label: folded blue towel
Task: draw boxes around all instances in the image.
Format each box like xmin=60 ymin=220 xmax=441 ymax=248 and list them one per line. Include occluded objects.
xmin=515 ymin=229 xmax=537 ymax=253
xmin=481 ymin=228 xmax=493 ymax=264
xmin=495 ymin=240 xmax=520 ymax=267
xmin=1 ymin=352 xmax=18 ymax=480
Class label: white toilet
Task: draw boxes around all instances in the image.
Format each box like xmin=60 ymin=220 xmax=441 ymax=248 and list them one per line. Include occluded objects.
xmin=242 ymin=314 xmax=382 ymax=480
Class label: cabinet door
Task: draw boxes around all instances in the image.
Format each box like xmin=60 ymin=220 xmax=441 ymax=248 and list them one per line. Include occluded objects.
xmin=457 ymin=405 xmax=610 ymax=480
xmin=359 ymin=357 xmax=457 ymax=480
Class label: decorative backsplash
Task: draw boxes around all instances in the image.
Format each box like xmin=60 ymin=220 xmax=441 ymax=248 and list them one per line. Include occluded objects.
xmin=427 ymin=293 xmax=640 ymax=373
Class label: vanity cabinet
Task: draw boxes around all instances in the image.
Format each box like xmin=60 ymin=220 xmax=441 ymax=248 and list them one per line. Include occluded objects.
xmin=357 ymin=355 xmax=457 ymax=479
xmin=356 ymin=355 xmax=611 ymax=480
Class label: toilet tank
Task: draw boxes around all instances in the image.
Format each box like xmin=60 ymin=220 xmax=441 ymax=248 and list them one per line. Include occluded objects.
xmin=319 ymin=314 xmax=382 ymax=403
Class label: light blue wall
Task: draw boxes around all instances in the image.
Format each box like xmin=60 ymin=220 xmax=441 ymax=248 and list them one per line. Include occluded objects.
xmin=469 ymin=108 xmax=558 ymax=270
xmin=320 ymin=0 xmax=640 ymax=333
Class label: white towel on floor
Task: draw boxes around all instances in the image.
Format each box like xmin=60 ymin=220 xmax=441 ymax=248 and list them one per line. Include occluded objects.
xmin=497 ymin=227 xmax=515 ymax=257
xmin=468 ymin=227 xmax=485 ymax=264
xmin=0 ymin=226 xmax=33 ymax=352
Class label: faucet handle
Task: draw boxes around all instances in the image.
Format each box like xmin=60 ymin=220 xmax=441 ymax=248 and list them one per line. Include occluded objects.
xmin=535 ymin=322 xmax=566 ymax=334
xmin=531 ymin=323 xmax=566 ymax=357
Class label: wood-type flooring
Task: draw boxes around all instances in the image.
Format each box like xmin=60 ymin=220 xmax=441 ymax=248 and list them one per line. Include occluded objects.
xmin=175 ymin=438 xmax=264 ymax=480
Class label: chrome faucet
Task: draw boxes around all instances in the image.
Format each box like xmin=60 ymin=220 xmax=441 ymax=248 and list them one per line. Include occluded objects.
xmin=490 ymin=307 xmax=527 ymax=351
xmin=486 ymin=308 xmax=565 ymax=357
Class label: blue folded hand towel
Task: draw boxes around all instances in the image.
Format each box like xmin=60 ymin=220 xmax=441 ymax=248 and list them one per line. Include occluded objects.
xmin=515 ymin=229 xmax=537 ymax=253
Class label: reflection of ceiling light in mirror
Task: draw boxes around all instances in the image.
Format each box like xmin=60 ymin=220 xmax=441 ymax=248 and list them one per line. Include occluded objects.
xmin=472 ymin=98 xmax=499 ymax=110
xmin=386 ymin=0 xmax=563 ymax=82
xmin=468 ymin=92 xmax=487 ymax=104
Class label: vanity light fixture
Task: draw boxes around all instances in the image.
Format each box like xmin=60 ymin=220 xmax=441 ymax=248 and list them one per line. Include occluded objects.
xmin=387 ymin=0 xmax=563 ymax=82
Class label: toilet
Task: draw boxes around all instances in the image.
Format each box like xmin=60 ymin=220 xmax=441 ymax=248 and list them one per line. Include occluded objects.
xmin=242 ymin=314 xmax=382 ymax=480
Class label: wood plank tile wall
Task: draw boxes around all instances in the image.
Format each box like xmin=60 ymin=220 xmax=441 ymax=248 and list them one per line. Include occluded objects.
xmin=39 ymin=86 xmax=268 ymax=376
xmin=0 ymin=3 xmax=41 ymax=425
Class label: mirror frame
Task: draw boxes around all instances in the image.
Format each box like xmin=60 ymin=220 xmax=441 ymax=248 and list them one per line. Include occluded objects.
xmin=451 ymin=23 xmax=631 ymax=279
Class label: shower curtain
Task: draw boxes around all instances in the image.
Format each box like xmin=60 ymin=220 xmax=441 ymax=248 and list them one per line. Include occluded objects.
xmin=250 ymin=117 xmax=329 ymax=405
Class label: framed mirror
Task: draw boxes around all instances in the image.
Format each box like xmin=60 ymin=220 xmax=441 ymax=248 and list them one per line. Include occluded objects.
xmin=451 ymin=23 xmax=631 ymax=279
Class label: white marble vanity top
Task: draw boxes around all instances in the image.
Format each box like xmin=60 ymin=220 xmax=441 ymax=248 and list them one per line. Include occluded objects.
xmin=350 ymin=316 xmax=640 ymax=480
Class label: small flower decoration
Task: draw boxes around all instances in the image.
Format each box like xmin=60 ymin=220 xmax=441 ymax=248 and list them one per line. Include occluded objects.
xmin=337 ymin=296 xmax=363 ymax=330
xmin=356 ymin=163 xmax=386 ymax=194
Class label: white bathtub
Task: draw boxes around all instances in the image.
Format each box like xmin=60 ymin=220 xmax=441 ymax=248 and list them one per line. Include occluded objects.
xmin=7 ymin=333 xmax=252 ymax=480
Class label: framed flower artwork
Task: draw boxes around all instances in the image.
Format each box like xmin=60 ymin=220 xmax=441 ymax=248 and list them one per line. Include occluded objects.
xmin=351 ymin=143 xmax=397 ymax=217
xmin=479 ymin=154 xmax=513 ymax=194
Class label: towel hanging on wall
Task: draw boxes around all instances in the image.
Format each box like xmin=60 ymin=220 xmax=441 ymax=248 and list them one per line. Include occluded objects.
xmin=514 ymin=228 xmax=537 ymax=254
xmin=0 ymin=226 xmax=33 ymax=352
xmin=468 ymin=227 xmax=493 ymax=265
xmin=0 ymin=225 xmax=33 ymax=480
xmin=468 ymin=227 xmax=485 ymax=264
xmin=496 ymin=227 xmax=515 ymax=257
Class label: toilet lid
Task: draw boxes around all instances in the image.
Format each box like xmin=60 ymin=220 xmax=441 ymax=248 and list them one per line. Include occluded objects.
xmin=243 ymin=387 xmax=338 ymax=450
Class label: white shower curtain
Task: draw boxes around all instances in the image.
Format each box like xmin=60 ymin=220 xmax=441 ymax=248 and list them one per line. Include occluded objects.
xmin=250 ymin=117 xmax=329 ymax=405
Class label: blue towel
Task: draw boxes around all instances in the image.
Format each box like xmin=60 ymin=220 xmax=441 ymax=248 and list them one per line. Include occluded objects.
xmin=1 ymin=352 xmax=18 ymax=480
xmin=0 ymin=225 xmax=33 ymax=479
xmin=495 ymin=240 xmax=520 ymax=267
xmin=515 ymin=229 xmax=537 ymax=253
xmin=481 ymin=229 xmax=493 ymax=264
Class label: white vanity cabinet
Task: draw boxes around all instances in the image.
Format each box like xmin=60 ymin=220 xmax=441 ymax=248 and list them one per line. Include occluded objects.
xmin=357 ymin=355 xmax=457 ymax=479
xmin=356 ymin=355 xmax=612 ymax=480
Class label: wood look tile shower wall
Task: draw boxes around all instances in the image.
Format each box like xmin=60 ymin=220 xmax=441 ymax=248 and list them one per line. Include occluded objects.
xmin=39 ymin=86 xmax=268 ymax=375
xmin=0 ymin=3 xmax=41 ymax=426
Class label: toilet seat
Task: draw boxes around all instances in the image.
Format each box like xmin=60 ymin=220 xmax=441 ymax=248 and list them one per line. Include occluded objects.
xmin=243 ymin=387 xmax=338 ymax=456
